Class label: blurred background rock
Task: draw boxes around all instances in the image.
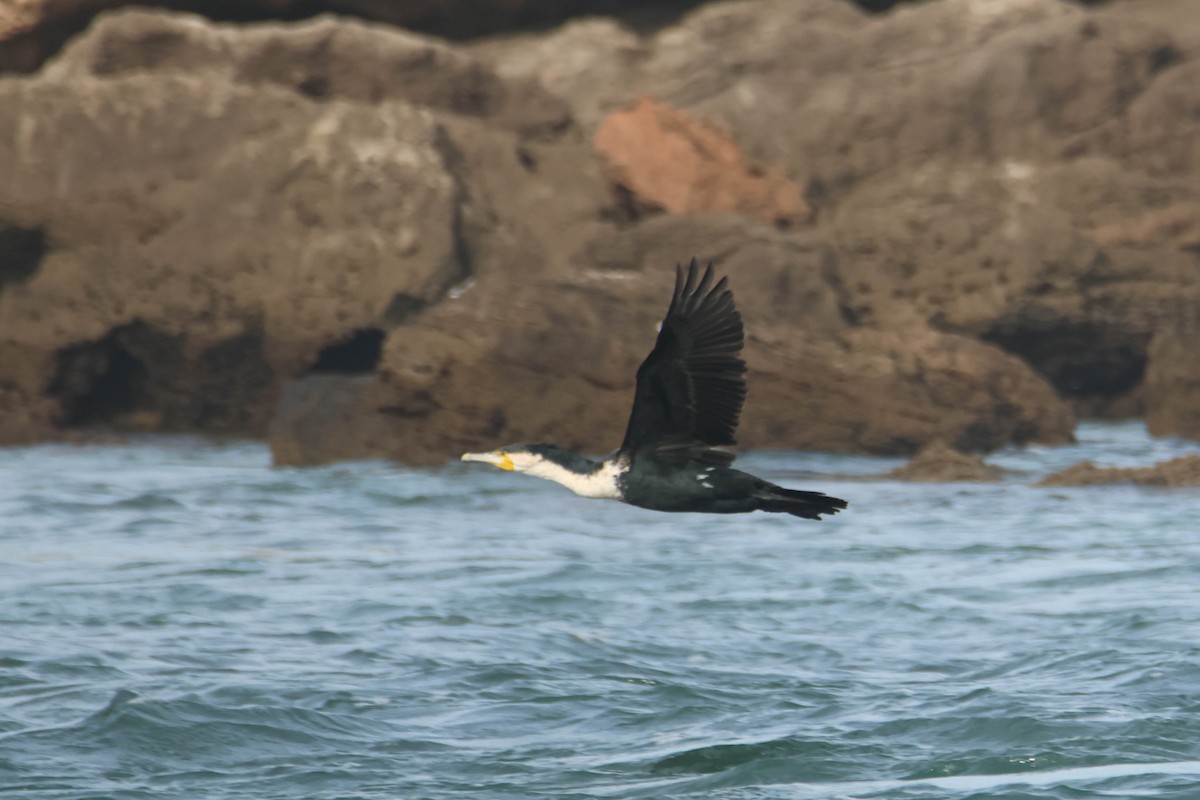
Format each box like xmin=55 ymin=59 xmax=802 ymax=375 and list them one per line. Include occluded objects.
xmin=0 ymin=0 xmax=1197 ymax=465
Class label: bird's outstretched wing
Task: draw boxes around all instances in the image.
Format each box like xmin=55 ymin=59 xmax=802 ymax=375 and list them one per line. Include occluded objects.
xmin=618 ymin=259 xmax=747 ymax=466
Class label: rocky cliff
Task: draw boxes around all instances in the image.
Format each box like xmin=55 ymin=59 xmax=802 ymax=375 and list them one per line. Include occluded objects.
xmin=1 ymin=0 xmax=1197 ymax=465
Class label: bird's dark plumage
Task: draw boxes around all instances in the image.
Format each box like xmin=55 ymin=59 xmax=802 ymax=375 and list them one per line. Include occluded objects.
xmin=461 ymin=258 xmax=848 ymax=520
xmin=619 ymin=259 xmax=746 ymax=467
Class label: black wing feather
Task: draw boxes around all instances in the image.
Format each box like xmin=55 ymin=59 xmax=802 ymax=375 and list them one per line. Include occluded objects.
xmin=618 ymin=258 xmax=747 ymax=465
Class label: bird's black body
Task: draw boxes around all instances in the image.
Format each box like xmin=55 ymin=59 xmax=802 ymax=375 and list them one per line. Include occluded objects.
xmin=617 ymin=462 xmax=842 ymax=520
xmin=462 ymin=259 xmax=848 ymax=520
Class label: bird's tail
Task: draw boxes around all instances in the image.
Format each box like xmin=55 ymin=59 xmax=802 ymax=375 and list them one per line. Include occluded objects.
xmin=754 ymin=485 xmax=848 ymax=520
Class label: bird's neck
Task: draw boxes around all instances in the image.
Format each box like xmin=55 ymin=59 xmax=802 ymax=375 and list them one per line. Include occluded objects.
xmin=526 ymin=452 xmax=626 ymax=500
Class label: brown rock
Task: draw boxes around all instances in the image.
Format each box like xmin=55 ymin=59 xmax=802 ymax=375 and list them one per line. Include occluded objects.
xmin=1144 ymin=322 xmax=1200 ymax=441
xmin=0 ymin=70 xmax=459 ymax=432
xmin=471 ymin=17 xmax=645 ymax=131
xmin=0 ymin=0 xmax=67 ymax=39
xmin=1092 ymin=204 xmax=1200 ymax=251
xmin=593 ymin=96 xmax=811 ymax=226
xmin=347 ymin=216 xmax=1075 ymax=466
xmin=1126 ymin=59 xmax=1200 ymax=178
xmin=0 ymin=0 xmax=110 ymax=72
xmin=587 ymin=215 xmax=1076 ymax=454
xmin=47 ymin=9 xmax=572 ymax=137
xmin=0 ymin=383 xmax=57 ymax=445
xmin=268 ymin=375 xmax=400 ymax=466
xmin=5 ymin=2 xmax=794 ymax=75
xmin=884 ymin=440 xmax=1005 ymax=482
xmin=0 ymin=9 xmax=603 ymax=444
xmin=738 ymin=327 xmax=1076 ymax=456
xmin=638 ymin=0 xmax=1175 ymax=196
xmin=830 ymin=162 xmax=1200 ymax=416
xmin=1106 ymin=0 xmax=1200 ymax=53
xmin=827 ymin=162 xmax=1100 ymax=333
xmin=9 ymin=0 xmax=1200 ymax=464
xmin=0 ymin=1 xmax=634 ymax=73
xmin=479 ymin=0 xmax=1200 ymax=426
xmin=348 ymin=309 xmax=1076 ymax=466
xmin=0 ymin=8 xmax=1086 ymax=471
xmin=1038 ymin=455 xmax=1200 ymax=487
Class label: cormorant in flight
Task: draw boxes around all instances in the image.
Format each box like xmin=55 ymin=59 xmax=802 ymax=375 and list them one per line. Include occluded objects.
xmin=461 ymin=259 xmax=848 ymax=519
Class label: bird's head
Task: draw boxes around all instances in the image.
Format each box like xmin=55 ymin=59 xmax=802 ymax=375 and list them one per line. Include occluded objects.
xmin=460 ymin=444 xmax=546 ymax=474
xmin=461 ymin=443 xmax=599 ymax=477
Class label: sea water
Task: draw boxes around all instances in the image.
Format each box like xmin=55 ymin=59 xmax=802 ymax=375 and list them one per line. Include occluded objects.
xmin=2 ymin=421 xmax=1199 ymax=799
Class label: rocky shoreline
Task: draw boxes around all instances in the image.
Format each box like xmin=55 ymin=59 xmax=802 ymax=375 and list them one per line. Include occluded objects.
xmin=1 ymin=0 xmax=1198 ymax=465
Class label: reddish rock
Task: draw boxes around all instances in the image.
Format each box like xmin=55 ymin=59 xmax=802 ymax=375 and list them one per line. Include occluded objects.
xmin=593 ymin=96 xmax=811 ymax=226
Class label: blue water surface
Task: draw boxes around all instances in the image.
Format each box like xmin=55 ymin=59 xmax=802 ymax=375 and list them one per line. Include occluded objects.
xmin=2 ymin=421 xmax=1199 ymax=799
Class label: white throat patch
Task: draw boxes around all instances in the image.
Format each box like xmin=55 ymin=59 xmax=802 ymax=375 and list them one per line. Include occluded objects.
xmin=526 ymin=457 xmax=626 ymax=499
